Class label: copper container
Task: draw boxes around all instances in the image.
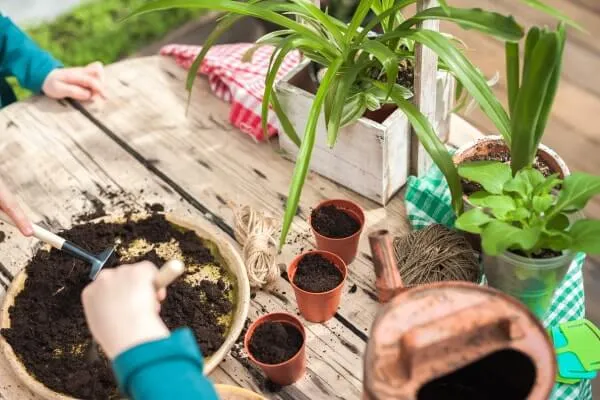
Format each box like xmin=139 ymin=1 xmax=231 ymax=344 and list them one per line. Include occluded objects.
xmin=364 ymin=231 xmax=556 ymax=400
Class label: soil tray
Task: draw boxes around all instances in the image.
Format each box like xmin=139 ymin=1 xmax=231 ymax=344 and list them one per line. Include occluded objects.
xmin=0 ymin=212 xmax=250 ymax=400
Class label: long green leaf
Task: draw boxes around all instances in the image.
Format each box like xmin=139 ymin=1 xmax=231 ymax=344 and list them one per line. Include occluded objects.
xmin=279 ymin=57 xmax=345 ymax=248
xmin=261 ymin=36 xmax=298 ymax=139
xmin=520 ymin=0 xmax=584 ymax=31
xmin=289 ymin=0 xmax=346 ymax=49
xmin=345 ymin=0 xmax=374 ymax=44
xmin=533 ymin=23 xmax=566 ymax=150
xmin=382 ymin=29 xmax=511 ymax=143
xmin=398 ymin=7 xmax=524 ymax=42
xmin=510 ymin=31 xmax=559 ymax=174
xmin=522 ymin=27 xmax=540 ymax=84
xmin=358 ymin=0 xmax=417 ymax=43
xmin=128 ymin=0 xmax=339 ymax=56
xmin=379 ymin=82 xmax=463 ymax=214
xmin=361 ymin=40 xmax=399 ymax=100
xmin=506 ymin=41 xmax=520 ymax=118
xmin=271 ymin=91 xmax=301 ymax=147
xmin=326 ymin=62 xmax=365 ymax=147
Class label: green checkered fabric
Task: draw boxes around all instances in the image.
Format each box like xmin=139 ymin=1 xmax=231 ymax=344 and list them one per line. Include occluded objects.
xmin=405 ymin=163 xmax=592 ymax=400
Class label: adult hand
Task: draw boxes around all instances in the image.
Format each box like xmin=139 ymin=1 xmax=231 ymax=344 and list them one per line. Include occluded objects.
xmin=0 ymin=179 xmax=33 ymax=236
xmin=81 ymin=262 xmax=169 ymax=359
xmin=42 ymin=61 xmax=106 ymax=101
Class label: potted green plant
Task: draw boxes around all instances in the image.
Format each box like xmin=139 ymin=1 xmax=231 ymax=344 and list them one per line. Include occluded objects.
xmin=129 ymin=0 xmax=524 ymax=247
xmin=454 ymin=162 xmax=600 ymax=318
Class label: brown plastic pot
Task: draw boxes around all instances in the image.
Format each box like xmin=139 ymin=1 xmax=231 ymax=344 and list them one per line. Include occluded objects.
xmin=244 ymin=312 xmax=306 ymax=386
xmin=310 ymin=199 xmax=365 ymax=265
xmin=288 ymin=250 xmax=348 ymax=323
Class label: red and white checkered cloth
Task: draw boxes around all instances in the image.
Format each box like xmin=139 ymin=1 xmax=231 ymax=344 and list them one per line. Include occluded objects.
xmin=160 ymin=43 xmax=302 ymax=141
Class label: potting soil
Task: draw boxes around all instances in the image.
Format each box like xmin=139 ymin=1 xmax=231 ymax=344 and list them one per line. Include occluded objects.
xmin=1 ymin=212 xmax=235 ymax=400
xmin=311 ymin=205 xmax=360 ymax=238
xmin=293 ymin=253 xmax=343 ymax=293
xmin=249 ymin=321 xmax=303 ymax=365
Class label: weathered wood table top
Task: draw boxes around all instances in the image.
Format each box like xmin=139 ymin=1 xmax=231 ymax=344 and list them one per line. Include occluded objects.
xmin=0 ymin=56 xmax=480 ymax=400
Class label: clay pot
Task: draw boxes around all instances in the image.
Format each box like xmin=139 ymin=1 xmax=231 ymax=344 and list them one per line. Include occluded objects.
xmin=364 ymin=231 xmax=555 ymax=400
xmin=288 ymin=250 xmax=348 ymax=323
xmin=363 ymin=282 xmax=556 ymax=400
xmin=244 ymin=313 xmax=306 ymax=386
xmin=310 ymin=199 xmax=365 ymax=265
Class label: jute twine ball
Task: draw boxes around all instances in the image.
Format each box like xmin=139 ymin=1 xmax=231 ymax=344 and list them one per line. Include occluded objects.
xmin=232 ymin=204 xmax=279 ymax=288
xmin=393 ymin=224 xmax=479 ymax=286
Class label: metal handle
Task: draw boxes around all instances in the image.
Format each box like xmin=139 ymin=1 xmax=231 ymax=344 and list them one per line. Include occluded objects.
xmin=0 ymin=210 xmax=65 ymax=249
xmin=154 ymin=260 xmax=185 ymax=289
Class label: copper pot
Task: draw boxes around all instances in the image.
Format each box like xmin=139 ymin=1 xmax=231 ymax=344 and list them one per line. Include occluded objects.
xmin=364 ymin=231 xmax=556 ymax=400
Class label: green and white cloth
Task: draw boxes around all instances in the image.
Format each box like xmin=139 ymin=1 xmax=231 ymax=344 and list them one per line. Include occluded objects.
xmin=404 ymin=163 xmax=592 ymax=400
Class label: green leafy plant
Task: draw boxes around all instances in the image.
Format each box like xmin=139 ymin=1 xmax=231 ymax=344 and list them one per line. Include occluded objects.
xmin=128 ymin=0 xmax=524 ymax=247
xmin=455 ymin=161 xmax=600 ymax=257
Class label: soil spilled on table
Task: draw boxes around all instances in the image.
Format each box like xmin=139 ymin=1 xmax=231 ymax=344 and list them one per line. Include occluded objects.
xmin=293 ymin=254 xmax=343 ymax=293
xmin=460 ymin=146 xmax=557 ymax=195
xmin=311 ymin=205 xmax=360 ymax=238
xmin=249 ymin=322 xmax=303 ymax=365
xmin=1 ymin=211 xmax=235 ymax=400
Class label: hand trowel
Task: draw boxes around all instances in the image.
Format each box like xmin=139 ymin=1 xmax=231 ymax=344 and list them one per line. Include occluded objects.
xmin=0 ymin=211 xmax=114 ymax=280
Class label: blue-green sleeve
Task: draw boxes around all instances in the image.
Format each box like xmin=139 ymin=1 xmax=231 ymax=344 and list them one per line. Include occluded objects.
xmin=0 ymin=15 xmax=62 ymax=93
xmin=112 ymin=328 xmax=219 ymax=400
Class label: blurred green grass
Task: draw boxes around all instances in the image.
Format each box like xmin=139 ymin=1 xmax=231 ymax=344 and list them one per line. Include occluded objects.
xmin=11 ymin=0 xmax=203 ymax=99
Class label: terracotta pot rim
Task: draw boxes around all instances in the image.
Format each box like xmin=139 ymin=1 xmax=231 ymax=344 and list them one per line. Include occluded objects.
xmin=453 ymin=135 xmax=570 ymax=174
xmin=309 ymin=199 xmax=365 ymax=241
xmin=288 ymin=250 xmax=348 ymax=296
xmin=453 ymin=135 xmax=570 ymax=205
xmin=244 ymin=312 xmax=306 ymax=369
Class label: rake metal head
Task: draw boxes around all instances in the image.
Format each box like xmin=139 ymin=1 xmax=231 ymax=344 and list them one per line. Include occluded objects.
xmin=89 ymin=247 xmax=116 ymax=280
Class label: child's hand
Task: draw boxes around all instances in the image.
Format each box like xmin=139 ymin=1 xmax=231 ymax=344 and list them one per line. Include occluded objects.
xmin=81 ymin=261 xmax=169 ymax=359
xmin=42 ymin=61 xmax=106 ymax=101
xmin=0 ymin=178 xmax=33 ymax=236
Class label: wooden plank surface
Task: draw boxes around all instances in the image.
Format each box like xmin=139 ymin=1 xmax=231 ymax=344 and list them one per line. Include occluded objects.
xmin=0 ymin=56 xmax=411 ymax=399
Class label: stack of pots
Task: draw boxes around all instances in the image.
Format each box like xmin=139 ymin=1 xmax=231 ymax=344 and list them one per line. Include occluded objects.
xmin=244 ymin=198 xmax=365 ymax=386
xmin=453 ymin=135 xmax=572 ymax=319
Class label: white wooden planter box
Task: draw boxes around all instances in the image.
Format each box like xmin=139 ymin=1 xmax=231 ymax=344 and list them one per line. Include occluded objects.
xmin=276 ymin=59 xmax=455 ymax=204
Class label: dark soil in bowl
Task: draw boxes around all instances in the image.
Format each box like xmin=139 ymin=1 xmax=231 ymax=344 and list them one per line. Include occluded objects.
xmin=460 ymin=147 xmax=557 ymax=195
xmin=311 ymin=205 xmax=360 ymax=238
xmin=293 ymin=253 xmax=343 ymax=293
xmin=249 ymin=321 xmax=303 ymax=365
xmin=1 ymin=211 xmax=234 ymax=400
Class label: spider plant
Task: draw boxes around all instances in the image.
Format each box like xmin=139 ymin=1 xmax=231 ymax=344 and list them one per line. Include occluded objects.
xmin=128 ymin=0 xmax=525 ymax=247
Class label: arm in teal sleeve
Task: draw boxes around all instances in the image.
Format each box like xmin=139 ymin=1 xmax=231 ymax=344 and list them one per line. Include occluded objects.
xmin=112 ymin=328 xmax=219 ymax=400
xmin=0 ymin=15 xmax=62 ymax=93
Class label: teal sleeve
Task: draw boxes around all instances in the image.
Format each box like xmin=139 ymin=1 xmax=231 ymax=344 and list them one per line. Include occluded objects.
xmin=0 ymin=15 xmax=62 ymax=93
xmin=112 ymin=328 xmax=219 ymax=400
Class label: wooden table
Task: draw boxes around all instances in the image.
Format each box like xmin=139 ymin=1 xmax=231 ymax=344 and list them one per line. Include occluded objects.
xmin=0 ymin=56 xmax=481 ymax=400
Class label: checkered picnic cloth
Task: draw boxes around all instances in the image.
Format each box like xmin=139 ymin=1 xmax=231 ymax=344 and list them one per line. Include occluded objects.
xmin=404 ymin=160 xmax=593 ymax=399
xmin=160 ymin=43 xmax=301 ymax=142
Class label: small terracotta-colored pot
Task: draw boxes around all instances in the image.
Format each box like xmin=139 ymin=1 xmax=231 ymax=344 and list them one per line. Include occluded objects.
xmin=309 ymin=199 xmax=365 ymax=265
xmin=288 ymin=250 xmax=348 ymax=323
xmin=244 ymin=312 xmax=306 ymax=386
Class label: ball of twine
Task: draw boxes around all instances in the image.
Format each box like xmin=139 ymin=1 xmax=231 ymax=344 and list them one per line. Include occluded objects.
xmin=393 ymin=224 xmax=479 ymax=286
xmin=232 ymin=204 xmax=279 ymax=288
